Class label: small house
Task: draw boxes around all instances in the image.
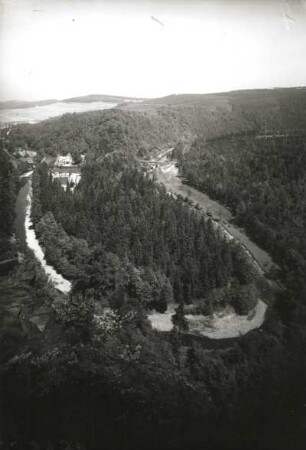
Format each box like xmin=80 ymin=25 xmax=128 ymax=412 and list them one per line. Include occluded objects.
xmin=55 ymin=153 xmax=73 ymax=167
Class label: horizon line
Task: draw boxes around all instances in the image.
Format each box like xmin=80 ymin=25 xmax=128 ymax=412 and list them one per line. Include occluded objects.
xmin=1 ymin=85 xmax=306 ymax=104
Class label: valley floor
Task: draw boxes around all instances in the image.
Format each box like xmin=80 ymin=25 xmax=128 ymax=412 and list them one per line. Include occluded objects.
xmin=148 ymin=300 xmax=267 ymax=339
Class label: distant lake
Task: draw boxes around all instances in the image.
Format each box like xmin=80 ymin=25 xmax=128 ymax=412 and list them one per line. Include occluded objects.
xmin=0 ymin=101 xmax=117 ymax=125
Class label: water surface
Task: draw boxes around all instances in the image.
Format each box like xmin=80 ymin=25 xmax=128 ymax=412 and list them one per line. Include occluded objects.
xmin=0 ymin=101 xmax=117 ymax=125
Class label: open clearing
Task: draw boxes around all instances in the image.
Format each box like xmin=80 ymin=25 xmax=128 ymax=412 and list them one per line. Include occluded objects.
xmin=148 ymin=300 xmax=267 ymax=339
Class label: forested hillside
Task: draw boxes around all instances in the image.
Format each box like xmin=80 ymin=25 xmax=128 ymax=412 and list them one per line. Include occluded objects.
xmin=179 ymin=134 xmax=306 ymax=299
xmin=126 ymin=87 xmax=306 ymax=136
xmin=31 ymin=159 xmax=257 ymax=315
xmin=1 ymin=88 xmax=306 ymax=450
xmin=146 ymin=87 xmax=306 ymax=131
xmin=0 ymin=146 xmax=19 ymax=261
xmin=5 ymin=88 xmax=306 ymax=165
xmin=2 ymin=152 xmax=306 ymax=449
xmin=4 ymin=108 xmax=194 ymax=161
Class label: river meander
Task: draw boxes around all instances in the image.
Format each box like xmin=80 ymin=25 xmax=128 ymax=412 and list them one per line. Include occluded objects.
xmin=146 ymin=158 xmax=280 ymax=339
xmin=13 ymin=140 xmax=277 ymax=337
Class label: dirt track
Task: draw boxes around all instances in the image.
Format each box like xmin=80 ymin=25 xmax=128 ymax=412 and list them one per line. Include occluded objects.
xmin=155 ymin=161 xmax=277 ymax=274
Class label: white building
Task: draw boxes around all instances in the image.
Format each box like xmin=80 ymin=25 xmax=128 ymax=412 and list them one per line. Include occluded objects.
xmin=51 ymin=171 xmax=81 ymax=191
xmin=55 ymin=153 xmax=73 ymax=167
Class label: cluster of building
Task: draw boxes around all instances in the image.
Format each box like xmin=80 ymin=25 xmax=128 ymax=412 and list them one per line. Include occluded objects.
xmin=54 ymin=153 xmax=73 ymax=167
xmin=51 ymin=153 xmax=85 ymax=191
xmin=51 ymin=171 xmax=81 ymax=191
xmin=54 ymin=153 xmax=86 ymax=167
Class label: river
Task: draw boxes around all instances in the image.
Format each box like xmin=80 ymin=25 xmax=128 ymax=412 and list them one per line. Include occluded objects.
xmin=155 ymin=161 xmax=277 ymax=274
xmin=15 ymin=172 xmax=268 ymax=338
xmin=14 ymin=155 xmax=275 ymax=338
xmin=14 ymin=181 xmax=30 ymax=251
xmin=0 ymin=101 xmax=117 ymax=126
xmin=15 ymin=176 xmax=71 ymax=294
xmin=13 ymin=132 xmax=277 ymax=337
xmin=146 ymin=155 xmax=282 ymax=339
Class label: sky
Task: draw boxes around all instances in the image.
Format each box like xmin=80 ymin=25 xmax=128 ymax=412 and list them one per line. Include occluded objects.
xmin=0 ymin=0 xmax=306 ymax=101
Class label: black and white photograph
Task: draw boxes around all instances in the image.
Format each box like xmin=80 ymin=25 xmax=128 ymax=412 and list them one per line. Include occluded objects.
xmin=0 ymin=0 xmax=306 ymax=449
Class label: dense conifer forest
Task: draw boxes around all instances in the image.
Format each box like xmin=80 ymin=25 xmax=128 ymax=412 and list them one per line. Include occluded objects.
xmin=31 ymin=160 xmax=258 ymax=315
xmin=1 ymin=89 xmax=306 ymax=449
xmin=0 ymin=147 xmax=19 ymax=260
xmin=5 ymin=88 xmax=306 ymax=163
xmin=178 ymin=133 xmax=306 ymax=303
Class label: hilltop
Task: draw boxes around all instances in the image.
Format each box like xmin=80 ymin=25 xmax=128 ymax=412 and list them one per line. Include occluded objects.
xmin=63 ymin=94 xmax=144 ymax=103
xmin=120 ymin=86 xmax=306 ymax=134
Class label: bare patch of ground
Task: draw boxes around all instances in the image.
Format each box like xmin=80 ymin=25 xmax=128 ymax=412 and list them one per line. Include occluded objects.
xmin=186 ymin=300 xmax=267 ymax=339
xmin=147 ymin=301 xmax=267 ymax=339
xmin=148 ymin=305 xmax=176 ymax=332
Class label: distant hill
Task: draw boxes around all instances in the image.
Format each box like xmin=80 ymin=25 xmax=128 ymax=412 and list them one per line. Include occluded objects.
xmin=2 ymin=87 xmax=305 ymax=111
xmin=0 ymin=94 xmax=145 ymax=110
xmin=144 ymin=87 xmax=306 ymax=106
xmin=120 ymin=86 xmax=306 ymax=135
xmin=4 ymin=86 xmax=306 ymax=160
xmin=62 ymin=94 xmax=144 ymax=103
